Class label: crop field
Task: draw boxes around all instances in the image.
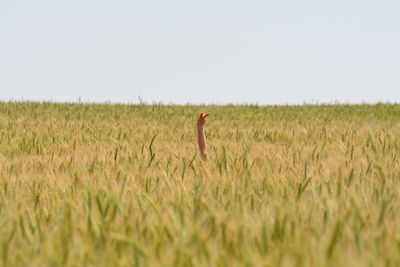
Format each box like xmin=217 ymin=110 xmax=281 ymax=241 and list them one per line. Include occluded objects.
xmin=0 ymin=102 xmax=399 ymax=266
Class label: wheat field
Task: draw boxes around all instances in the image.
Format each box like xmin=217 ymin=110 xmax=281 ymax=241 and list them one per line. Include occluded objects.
xmin=0 ymin=102 xmax=399 ymax=266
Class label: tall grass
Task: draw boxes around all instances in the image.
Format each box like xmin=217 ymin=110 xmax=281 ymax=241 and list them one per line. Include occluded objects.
xmin=0 ymin=102 xmax=399 ymax=266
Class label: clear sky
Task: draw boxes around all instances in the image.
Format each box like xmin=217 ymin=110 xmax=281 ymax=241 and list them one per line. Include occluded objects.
xmin=1 ymin=0 xmax=399 ymax=105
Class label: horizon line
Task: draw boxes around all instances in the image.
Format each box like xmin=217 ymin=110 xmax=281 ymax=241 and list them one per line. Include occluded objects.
xmin=0 ymin=98 xmax=399 ymax=107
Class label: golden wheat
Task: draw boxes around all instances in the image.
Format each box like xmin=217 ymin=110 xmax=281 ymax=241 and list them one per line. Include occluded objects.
xmin=0 ymin=102 xmax=399 ymax=266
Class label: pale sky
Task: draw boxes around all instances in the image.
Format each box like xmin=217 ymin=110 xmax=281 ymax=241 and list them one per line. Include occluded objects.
xmin=1 ymin=0 xmax=399 ymax=104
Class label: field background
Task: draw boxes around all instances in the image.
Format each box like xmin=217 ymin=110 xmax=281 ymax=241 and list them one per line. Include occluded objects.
xmin=0 ymin=102 xmax=399 ymax=266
